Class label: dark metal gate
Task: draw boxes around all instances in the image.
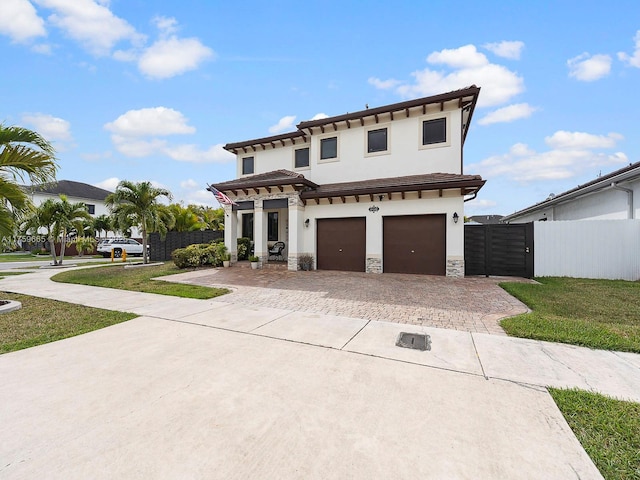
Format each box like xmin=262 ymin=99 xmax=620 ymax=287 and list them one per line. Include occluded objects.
xmin=464 ymin=223 xmax=534 ymax=278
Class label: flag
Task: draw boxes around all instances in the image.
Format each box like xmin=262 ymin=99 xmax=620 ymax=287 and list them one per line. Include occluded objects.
xmin=208 ymin=185 xmax=238 ymax=206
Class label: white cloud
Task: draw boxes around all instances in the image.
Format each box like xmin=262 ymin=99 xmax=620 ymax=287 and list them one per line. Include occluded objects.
xmin=468 ymin=134 xmax=628 ymax=183
xmin=618 ymin=30 xmax=640 ymax=67
xmin=35 ymin=0 xmax=144 ymax=56
xmin=104 ymin=107 xmax=196 ymax=136
xmin=152 ymin=15 xmax=178 ymax=36
xmin=21 ymin=112 xmax=72 ymax=142
xmin=104 ymin=107 xmax=232 ymax=163
xmin=31 ymin=43 xmax=52 ymax=54
xmin=478 ymin=103 xmax=537 ymax=126
xmin=371 ymin=44 xmax=524 ymax=107
xmin=310 ymin=113 xmax=329 ymax=121
xmin=164 ymin=144 xmax=234 ymax=163
xmin=545 ymin=131 xmax=622 ymax=149
xmin=483 ymin=41 xmax=524 ymax=60
xmin=367 ymin=77 xmax=401 ymax=89
xmin=567 ymin=53 xmax=612 ymax=81
xmin=95 ymin=177 xmax=120 ymax=191
xmin=184 ymin=188 xmax=218 ymax=207
xmin=138 ymin=36 xmax=214 ymax=79
xmin=180 ymin=179 xmax=199 ymax=189
xmin=268 ymin=115 xmax=296 ymax=134
xmin=0 ymin=0 xmax=46 ymax=42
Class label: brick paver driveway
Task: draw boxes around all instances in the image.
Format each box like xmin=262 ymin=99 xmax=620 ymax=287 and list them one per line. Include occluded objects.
xmin=167 ymin=267 xmax=531 ymax=335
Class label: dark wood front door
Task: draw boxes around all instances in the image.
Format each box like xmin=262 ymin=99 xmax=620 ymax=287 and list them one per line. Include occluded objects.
xmin=317 ymin=217 xmax=366 ymax=272
xmin=383 ymin=214 xmax=446 ymax=275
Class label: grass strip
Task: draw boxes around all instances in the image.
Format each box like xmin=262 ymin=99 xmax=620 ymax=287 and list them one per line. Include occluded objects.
xmin=549 ymin=388 xmax=640 ymax=480
xmin=0 ymin=292 xmax=136 ymax=354
xmin=51 ymin=263 xmax=228 ymax=299
xmin=500 ymin=277 xmax=640 ymax=353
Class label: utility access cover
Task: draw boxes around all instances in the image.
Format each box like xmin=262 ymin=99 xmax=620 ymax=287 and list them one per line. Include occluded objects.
xmin=396 ymin=332 xmax=431 ymax=351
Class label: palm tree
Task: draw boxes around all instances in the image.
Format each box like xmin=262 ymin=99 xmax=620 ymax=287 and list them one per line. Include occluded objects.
xmin=93 ymin=214 xmax=113 ymax=239
xmin=106 ymin=181 xmax=173 ymax=264
xmin=52 ymin=195 xmax=91 ymax=263
xmin=0 ymin=124 xmax=58 ymax=237
xmin=168 ymin=203 xmax=204 ymax=232
xmin=21 ymin=198 xmax=59 ymax=265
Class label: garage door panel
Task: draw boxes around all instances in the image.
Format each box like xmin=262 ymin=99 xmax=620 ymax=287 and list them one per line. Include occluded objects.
xmin=317 ymin=218 xmax=366 ymax=272
xmin=383 ymin=214 xmax=446 ymax=275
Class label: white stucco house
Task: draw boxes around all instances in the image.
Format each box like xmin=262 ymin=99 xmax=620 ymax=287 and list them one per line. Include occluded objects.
xmin=209 ymin=86 xmax=485 ymax=276
xmin=502 ymin=162 xmax=640 ymax=223
xmin=26 ymin=180 xmax=112 ymax=219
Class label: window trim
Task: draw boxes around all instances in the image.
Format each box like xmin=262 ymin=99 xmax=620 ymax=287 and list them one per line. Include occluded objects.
xmin=364 ymin=124 xmax=390 ymax=157
xmin=241 ymin=156 xmax=255 ymax=175
xmin=292 ymin=145 xmax=311 ymax=170
xmin=418 ymin=113 xmax=450 ymax=150
xmin=318 ymin=133 xmax=340 ymax=163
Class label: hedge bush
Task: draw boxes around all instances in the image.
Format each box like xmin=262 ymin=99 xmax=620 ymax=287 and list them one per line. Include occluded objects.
xmin=172 ymin=242 xmax=228 ymax=269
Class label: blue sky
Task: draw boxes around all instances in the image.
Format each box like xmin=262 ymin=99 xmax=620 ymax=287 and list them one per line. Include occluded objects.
xmin=1 ymin=0 xmax=639 ymax=215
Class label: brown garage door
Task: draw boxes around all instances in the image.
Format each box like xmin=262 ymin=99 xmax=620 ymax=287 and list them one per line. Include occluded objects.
xmin=317 ymin=217 xmax=366 ymax=272
xmin=383 ymin=214 xmax=446 ymax=275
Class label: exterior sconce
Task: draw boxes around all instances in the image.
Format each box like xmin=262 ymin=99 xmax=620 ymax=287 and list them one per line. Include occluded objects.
xmin=378 ymin=195 xmax=385 ymax=201
xmin=453 ymin=212 xmax=459 ymax=224
xmin=304 ymin=219 xmax=310 ymax=228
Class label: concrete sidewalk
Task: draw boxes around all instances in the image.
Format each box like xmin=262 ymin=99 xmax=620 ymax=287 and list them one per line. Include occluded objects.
xmin=0 ymin=268 xmax=638 ymax=478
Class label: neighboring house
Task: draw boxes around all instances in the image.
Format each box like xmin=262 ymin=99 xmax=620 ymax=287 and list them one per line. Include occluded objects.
xmin=26 ymin=180 xmax=112 ymax=219
xmin=468 ymin=215 xmax=504 ymax=224
xmin=503 ymin=162 xmax=640 ymax=223
xmin=209 ymin=86 xmax=485 ymax=276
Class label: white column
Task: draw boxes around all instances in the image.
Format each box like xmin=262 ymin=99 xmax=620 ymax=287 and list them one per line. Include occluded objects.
xmin=287 ymin=198 xmax=305 ymax=270
xmin=224 ymin=205 xmax=238 ymax=262
xmin=253 ymin=200 xmax=267 ymax=264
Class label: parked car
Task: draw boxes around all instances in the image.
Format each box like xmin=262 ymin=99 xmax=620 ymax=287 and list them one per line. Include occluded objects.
xmin=97 ymin=238 xmax=148 ymax=258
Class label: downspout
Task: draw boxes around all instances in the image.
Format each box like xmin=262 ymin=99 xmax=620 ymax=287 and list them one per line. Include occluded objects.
xmin=611 ymin=182 xmax=634 ymax=219
xmin=463 ymin=192 xmax=477 ymax=202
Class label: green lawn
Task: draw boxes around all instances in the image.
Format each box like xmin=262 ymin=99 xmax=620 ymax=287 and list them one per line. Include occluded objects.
xmin=550 ymin=388 xmax=640 ymax=480
xmin=0 ymin=292 xmax=136 ymax=354
xmin=52 ymin=263 xmax=228 ymax=299
xmin=500 ymin=277 xmax=640 ymax=353
xmin=0 ymin=253 xmax=101 ymax=262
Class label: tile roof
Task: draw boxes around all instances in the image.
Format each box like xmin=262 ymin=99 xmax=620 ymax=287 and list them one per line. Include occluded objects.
xmin=210 ymin=169 xmax=319 ymax=191
xmin=300 ymin=173 xmax=485 ymax=199
xmin=26 ymin=180 xmax=112 ymax=201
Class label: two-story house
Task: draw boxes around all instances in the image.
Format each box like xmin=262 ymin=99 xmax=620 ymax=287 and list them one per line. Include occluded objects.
xmin=209 ymin=86 xmax=485 ymax=276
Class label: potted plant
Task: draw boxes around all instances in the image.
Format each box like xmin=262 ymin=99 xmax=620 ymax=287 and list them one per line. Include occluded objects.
xmin=222 ymin=252 xmax=231 ymax=268
xmin=249 ymin=255 xmax=259 ymax=269
xmin=298 ymin=254 xmax=314 ymax=271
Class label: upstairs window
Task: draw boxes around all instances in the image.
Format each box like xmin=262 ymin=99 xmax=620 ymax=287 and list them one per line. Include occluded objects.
xmin=86 ymin=204 xmax=95 ymax=215
xmin=367 ymin=128 xmax=388 ymax=153
xmin=294 ymin=147 xmax=310 ymax=168
xmin=320 ymin=137 xmax=338 ymax=160
xmin=242 ymin=156 xmax=254 ymax=175
xmin=422 ymin=118 xmax=447 ymax=145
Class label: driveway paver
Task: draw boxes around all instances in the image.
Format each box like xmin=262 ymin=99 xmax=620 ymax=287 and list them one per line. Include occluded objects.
xmin=163 ymin=267 xmax=530 ymax=335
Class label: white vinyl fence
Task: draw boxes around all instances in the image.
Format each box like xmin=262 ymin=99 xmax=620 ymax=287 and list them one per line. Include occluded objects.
xmin=534 ymin=220 xmax=640 ymax=280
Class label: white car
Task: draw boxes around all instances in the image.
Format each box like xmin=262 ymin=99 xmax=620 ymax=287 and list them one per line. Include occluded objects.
xmin=97 ymin=238 xmax=148 ymax=258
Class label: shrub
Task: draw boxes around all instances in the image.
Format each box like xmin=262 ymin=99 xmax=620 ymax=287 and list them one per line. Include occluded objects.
xmin=298 ymin=254 xmax=314 ymax=271
xmin=74 ymin=237 xmax=97 ymax=256
xmin=249 ymin=255 xmax=259 ymax=262
xmin=172 ymin=243 xmax=226 ymax=269
xmin=237 ymin=237 xmax=250 ymax=260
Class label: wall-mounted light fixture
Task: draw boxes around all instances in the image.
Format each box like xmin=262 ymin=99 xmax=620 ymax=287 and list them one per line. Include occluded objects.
xmin=378 ymin=194 xmax=385 ymax=201
xmin=304 ymin=218 xmax=310 ymax=228
xmin=452 ymin=212 xmax=459 ymax=224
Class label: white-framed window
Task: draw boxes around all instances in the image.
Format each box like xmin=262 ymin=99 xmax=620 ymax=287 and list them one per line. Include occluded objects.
xmin=242 ymin=156 xmax=254 ymax=175
xmin=293 ymin=146 xmax=310 ymax=169
xmin=418 ymin=113 xmax=450 ymax=150
xmin=318 ymin=134 xmax=339 ymax=163
xmin=365 ymin=124 xmax=390 ymax=157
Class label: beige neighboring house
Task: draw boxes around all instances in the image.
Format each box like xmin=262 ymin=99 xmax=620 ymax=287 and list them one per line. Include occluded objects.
xmin=209 ymin=86 xmax=485 ymax=276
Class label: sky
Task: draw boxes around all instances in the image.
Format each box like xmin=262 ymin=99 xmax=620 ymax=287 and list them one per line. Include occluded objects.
xmin=1 ymin=0 xmax=639 ymax=215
